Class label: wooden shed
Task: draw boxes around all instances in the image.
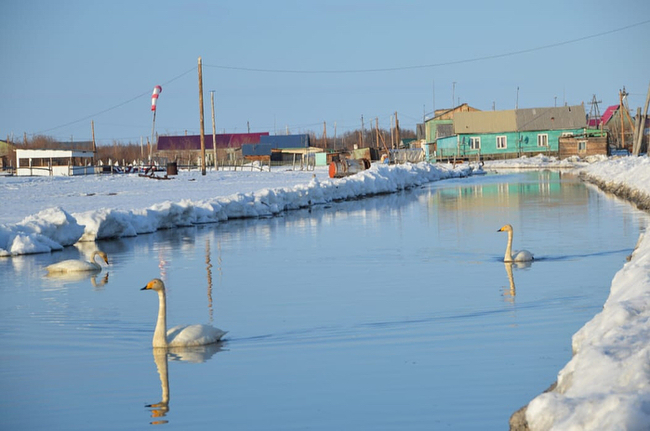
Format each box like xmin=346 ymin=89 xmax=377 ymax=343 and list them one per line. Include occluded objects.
xmin=558 ymin=133 xmax=608 ymax=159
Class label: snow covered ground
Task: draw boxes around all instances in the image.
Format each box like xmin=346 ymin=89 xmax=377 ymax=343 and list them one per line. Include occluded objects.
xmin=0 ymin=162 xmax=472 ymax=256
xmin=2 ymin=155 xmax=650 ymax=430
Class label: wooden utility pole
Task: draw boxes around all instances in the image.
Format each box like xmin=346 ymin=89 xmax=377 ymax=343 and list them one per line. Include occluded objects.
xmin=323 ymin=121 xmax=327 ymax=149
xmin=633 ymin=107 xmax=642 ymax=155
xmin=334 ymin=122 xmax=337 ymax=151
xmin=360 ymin=115 xmax=365 ymax=147
xmin=375 ymin=117 xmax=379 ymax=149
xmin=620 ymin=89 xmax=626 ymax=149
xmin=210 ymin=90 xmax=217 ymax=170
xmin=636 ymin=81 xmax=650 ymax=156
xmin=198 ymin=56 xmax=206 ymax=175
xmin=91 ymin=120 xmax=96 ymax=166
xmin=394 ymin=111 xmax=401 ymax=148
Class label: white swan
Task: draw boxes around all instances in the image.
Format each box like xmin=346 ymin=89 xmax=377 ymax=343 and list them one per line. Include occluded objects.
xmin=46 ymin=250 xmax=109 ymax=273
xmin=497 ymin=224 xmax=534 ymax=262
xmin=141 ymin=278 xmax=227 ymax=348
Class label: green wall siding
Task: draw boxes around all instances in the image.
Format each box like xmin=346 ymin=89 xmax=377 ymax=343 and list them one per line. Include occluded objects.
xmin=436 ymin=128 xmax=584 ymax=158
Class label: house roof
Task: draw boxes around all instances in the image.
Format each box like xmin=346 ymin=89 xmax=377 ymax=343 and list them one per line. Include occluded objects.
xmin=454 ymin=110 xmax=517 ymax=134
xmin=454 ymin=105 xmax=586 ymax=134
xmin=600 ymin=105 xmax=619 ymax=125
xmin=157 ymin=132 xmax=269 ymax=151
xmin=428 ymin=103 xmax=480 ymax=122
xmin=516 ymin=105 xmax=586 ymax=131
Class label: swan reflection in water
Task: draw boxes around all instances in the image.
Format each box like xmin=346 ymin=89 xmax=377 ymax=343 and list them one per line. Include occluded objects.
xmin=501 ymin=261 xmax=532 ymax=303
xmin=44 ymin=270 xmax=110 ymax=289
xmin=146 ymin=343 xmax=224 ymax=425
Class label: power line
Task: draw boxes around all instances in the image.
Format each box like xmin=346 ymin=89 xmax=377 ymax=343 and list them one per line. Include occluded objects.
xmin=35 ymin=66 xmax=197 ymax=135
xmin=205 ymin=19 xmax=650 ymax=74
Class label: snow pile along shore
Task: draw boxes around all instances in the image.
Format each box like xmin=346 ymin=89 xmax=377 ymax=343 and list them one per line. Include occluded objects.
xmin=0 ymin=162 xmax=470 ymax=256
xmin=512 ymin=157 xmax=650 ymax=430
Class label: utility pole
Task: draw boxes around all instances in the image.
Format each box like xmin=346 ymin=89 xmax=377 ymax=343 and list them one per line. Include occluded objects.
xmin=210 ymin=90 xmax=217 ymax=170
xmin=323 ymin=121 xmax=327 ymax=149
xmin=516 ymin=86 xmax=519 ymax=110
xmin=452 ymin=82 xmax=456 ymax=108
xmin=361 ymin=115 xmax=365 ymax=147
xmin=334 ymin=122 xmax=337 ymax=151
xmin=620 ymin=88 xmax=626 ymax=149
xmin=91 ymin=120 xmax=96 ymax=166
xmin=395 ymin=111 xmax=400 ymax=149
xmin=375 ymin=117 xmax=379 ymax=149
xmin=198 ymin=56 xmax=206 ymax=175
xmin=635 ymin=82 xmax=650 ymax=156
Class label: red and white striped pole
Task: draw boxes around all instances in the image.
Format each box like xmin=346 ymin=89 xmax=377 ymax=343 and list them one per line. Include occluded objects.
xmin=150 ymin=85 xmax=162 ymax=162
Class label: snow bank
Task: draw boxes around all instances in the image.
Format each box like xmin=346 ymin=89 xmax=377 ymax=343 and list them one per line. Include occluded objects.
xmin=0 ymin=162 xmax=470 ymax=256
xmin=516 ymin=156 xmax=650 ymax=430
xmin=483 ymin=153 xmax=605 ymax=170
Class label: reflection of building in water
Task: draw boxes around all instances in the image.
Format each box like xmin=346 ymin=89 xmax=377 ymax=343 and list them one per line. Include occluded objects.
xmin=424 ymin=172 xmax=590 ymax=230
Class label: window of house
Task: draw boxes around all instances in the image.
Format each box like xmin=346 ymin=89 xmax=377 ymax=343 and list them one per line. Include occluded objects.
xmin=496 ymin=136 xmax=507 ymax=149
xmin=537 ymin=134 xmax=548 ymax=147
xmin=469 ymin=137 xmax=481 ymax=150
xmin=578 ymin=141 xmax=587 ymax=151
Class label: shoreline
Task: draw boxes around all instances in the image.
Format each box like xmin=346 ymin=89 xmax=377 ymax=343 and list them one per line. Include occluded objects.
xmin=509 ymin=168 xmax=650 ymax=430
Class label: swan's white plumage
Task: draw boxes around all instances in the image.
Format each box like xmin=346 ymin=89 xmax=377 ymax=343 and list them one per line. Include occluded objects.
xmin=46 ymin=250 xmax=109 ymax=273
xmin=141 ymin=278 xmax=226 ymax=348
xmin=498 ymin=224 xmax=534 ymax=262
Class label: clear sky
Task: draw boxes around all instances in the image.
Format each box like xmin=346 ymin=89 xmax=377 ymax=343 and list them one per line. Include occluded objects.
xmin=2 ymin=0 xmax=649 ymax=145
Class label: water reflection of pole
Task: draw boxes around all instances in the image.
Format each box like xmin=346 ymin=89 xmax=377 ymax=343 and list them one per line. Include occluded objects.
xmin=217 ymin=241 xmax=223 ymax=285
xmin=158 ymin=250 xmax=167 ymax=282
xmin=206 ymin=239 xmax=214 ymax=324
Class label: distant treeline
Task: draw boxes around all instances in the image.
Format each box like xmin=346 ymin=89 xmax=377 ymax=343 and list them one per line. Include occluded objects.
xmin=9 ymin=127 xmax=416 ymax=165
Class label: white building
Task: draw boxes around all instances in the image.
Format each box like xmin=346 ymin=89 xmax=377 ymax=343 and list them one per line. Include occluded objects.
xmin=15 ymin=149 xmax=95 ymax=176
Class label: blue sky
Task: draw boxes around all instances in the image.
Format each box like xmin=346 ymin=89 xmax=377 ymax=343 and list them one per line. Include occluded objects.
xmin=2 ymin=0 xmax=649 ymax=145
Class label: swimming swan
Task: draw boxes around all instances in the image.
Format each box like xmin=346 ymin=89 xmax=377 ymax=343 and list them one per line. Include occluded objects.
xmin=497 ymin=224 xmax=534 ymax=262
xmin=46 ymin=250 xmax=109 ymax=273
xmin=141 ymin=278 xmax=227 ymax=348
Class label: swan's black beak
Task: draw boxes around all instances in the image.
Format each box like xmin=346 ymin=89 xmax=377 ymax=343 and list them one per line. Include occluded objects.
xmin=141 ymin=286 xmax=148 ymax=290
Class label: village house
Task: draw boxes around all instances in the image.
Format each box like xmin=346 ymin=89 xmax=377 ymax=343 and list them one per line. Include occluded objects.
xmin=433 ymin=105 xmax=592 ymax=161
xmin=156 ymin=132 xmax=269 ymax=166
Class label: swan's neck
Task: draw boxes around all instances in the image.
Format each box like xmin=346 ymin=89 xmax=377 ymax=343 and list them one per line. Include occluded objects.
xmin=152 ymin=289 xmax=168 ymax=347
xmin=90 ymin=251 xmax=101 ymax=268
xmin=504 ymin=230 xmax=514 ymax=262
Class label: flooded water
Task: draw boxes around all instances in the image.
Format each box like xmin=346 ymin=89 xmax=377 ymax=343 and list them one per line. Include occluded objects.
xmin=1 ymin=171 xmax=648 ymax=430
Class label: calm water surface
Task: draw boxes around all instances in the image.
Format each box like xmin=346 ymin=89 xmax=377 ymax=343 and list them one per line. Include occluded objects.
xmin=1 ymin=171 xmax=648 ymax=430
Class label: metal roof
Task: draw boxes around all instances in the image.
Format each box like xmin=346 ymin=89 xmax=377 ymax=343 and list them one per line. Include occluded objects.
xmin=454 ymin=110 xmax=517 ymax=134
xmin=515 ymin=105 xmax=586 ymax=131
xmin=453 ymin=105 xmax=586 ymax=134
xmin=157 ymin=133 xmax=269 ymax=151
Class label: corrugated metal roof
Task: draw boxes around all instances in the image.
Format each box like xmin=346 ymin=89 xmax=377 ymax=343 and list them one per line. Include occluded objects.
xmin=453 ymin=105 xmax=586 ymax=134
xmin=516 ymin=105 xmax=586 ymax=131
xmin=600 ymin=105 xmax=619 ymax=125
xmin=454 ymin=110 xmax=517 ymax=134
xmin=157 ymin=133 xmax=269 ymax=151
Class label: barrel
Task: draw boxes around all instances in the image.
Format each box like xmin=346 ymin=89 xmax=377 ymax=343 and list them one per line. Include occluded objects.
xmin=329 ymin=158 xmax=370 ymax=178
xmin=166 ymin=162 xmax=178 ymax=176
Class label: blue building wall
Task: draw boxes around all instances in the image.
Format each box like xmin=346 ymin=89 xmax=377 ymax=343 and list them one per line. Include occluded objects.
xmin=260 ymin=134 xmax=310 ymax=148
xmin=435 ymin=129 xmax=584 ymax=159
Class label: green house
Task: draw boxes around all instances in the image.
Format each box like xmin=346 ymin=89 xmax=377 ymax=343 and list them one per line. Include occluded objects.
xmin=436 ymin=105 xmax=587 ymax=160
